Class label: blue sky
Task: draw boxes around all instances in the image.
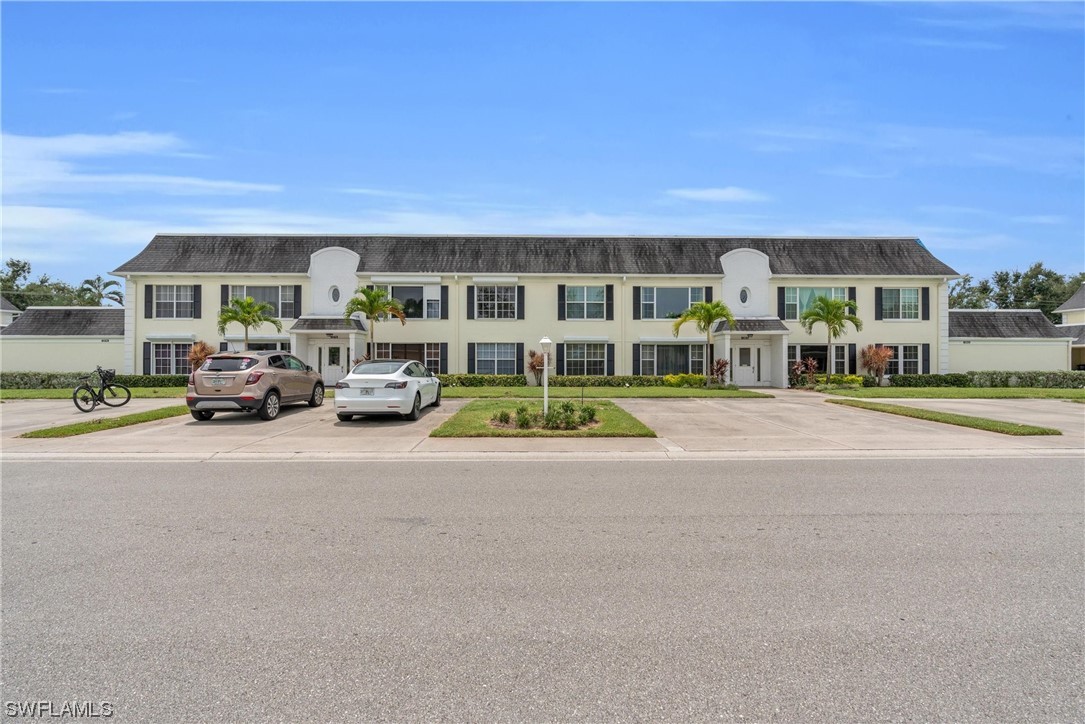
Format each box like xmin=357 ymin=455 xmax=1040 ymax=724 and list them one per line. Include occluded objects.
xmin=2 ymin=2 xmax=1082 ymax=288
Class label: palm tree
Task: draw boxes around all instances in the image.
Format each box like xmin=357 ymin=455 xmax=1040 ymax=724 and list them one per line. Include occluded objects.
xmin=217 ymin=296 xmax=283 ymax=351
xmin=799 ymin=295 xmax=863 ymax=385
xmin=672 ymin=300 xmax=737 ymax=386
xmin=79 ymin=275 xmax=124 ymax=306
xmin=343 ymin=286 xmax=406 ymax=359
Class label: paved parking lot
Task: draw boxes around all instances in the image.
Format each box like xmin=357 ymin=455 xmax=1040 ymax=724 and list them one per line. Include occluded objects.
xmin=1 ymin=391 xmax=1081 ymax=459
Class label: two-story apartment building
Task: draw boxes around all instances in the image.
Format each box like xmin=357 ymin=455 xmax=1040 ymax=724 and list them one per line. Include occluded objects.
xmin=103 ymin=235 xmax=961 ymax=388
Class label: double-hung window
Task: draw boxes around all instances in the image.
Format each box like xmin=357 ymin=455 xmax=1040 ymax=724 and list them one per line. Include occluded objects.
xmin=638 ymin=344 xmax=705 ymax=375
xmin=374 ymin=285 xmax=442 ymax=319
xmin=782 ymin=287 xmax=846 ymax=321
xmin=476 ymin=343 xmax=517 ymax=374
xmin=565 ymin=286 xmax=606 ymax=320
xmin=641 ymin=287 xmax=703 ymax=320
xmin=565 ymin=343 xmax=607 ymax=375
xmin=476 ymin=286 xmax=517 ymax=319
xmin=881 ymin=288 xmax=920 ymax=320
xmin=229 ymin=285 xmax=295 ymax=319
xmin=155 ymin=285 xmax=194 ymax=318
xmin=153 ymin=342 xmax=192 ymax=374
xmin=884 ymin=344 xmax=920 ymax=375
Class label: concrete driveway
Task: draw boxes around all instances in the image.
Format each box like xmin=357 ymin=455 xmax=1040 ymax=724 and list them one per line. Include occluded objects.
xmin=1 ymin=390 xmax=1081 ymax=459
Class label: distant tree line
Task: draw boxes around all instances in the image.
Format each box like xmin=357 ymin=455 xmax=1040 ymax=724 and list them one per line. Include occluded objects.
xmin=949 ymin=262 xmax=1085 ymax=322
xmin=0 ymin=258 xmax=124 ymax=309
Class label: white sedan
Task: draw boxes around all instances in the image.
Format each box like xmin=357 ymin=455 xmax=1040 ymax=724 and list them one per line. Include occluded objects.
xmin=334 ymin=359 xmax=442 ymax=422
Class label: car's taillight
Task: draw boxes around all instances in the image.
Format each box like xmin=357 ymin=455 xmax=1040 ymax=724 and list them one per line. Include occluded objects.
xmin=335 ymin=381 xmax=350 ymax=389
xmin=188 ymin=373 xmax=195 ymax=385
xmin=384 ymin=381 xmax=408 ymax=389
xmin=244 ymin=370 xmax=264 ymax=385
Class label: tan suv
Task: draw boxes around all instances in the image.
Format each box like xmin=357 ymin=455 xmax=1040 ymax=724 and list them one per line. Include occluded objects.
xmin=187 ymin=351 xmax=324 ymax=421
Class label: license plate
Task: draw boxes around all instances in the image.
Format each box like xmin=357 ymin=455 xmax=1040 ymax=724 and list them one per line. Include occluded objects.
xmin=359 ymin=388 xmax=373 ymax=396
xmin=210 ymin=377 xmax=228 ymax=386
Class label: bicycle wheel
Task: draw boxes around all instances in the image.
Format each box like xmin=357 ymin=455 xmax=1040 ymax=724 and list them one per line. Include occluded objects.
xmin=73 ymin=385 xmax=97 ymax=412
xmin=100 ymin=384 xmax=132 ymax=407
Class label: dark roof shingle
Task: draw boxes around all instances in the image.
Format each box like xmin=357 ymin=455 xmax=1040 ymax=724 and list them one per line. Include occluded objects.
xmin=1057 ymin=324 xmax=1085 ymax=345
xmin=113 ymin=235 xmax=959 ymax=277
xmin=949 ymin=310 xmax=1071 ymax=339
xmin=0 ymin=307 xmax=124 ymax=336
xmin=713 ymin=318 xmax=790 ymax=333
xmin=0 ymin=296 xmax=18 ymax=312
xmin=1054 ymin=284 xmax=1085 ymax=313
xmin=289 ymin=317 xmax=366 ymax=332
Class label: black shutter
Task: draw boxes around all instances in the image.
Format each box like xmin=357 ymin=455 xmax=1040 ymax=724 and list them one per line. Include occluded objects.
xmin=221 ymin=285 xmax=229 ymax=306
xmin=921 ymin=287 xmax=930 ymax=321
xmin=848 ymin=287 xmax=857 ymax=305
xmin=874 ymin=287 xmax=883 ymax=320
xmin=848 ymin=343 xmax=857 ymax=375
xmin=632 ymin=287 xmax=641 ymax=320
xmin=777 ymin=287 xmax=786 ymax=319
xmin=466 ymin=286 xmax=475 ymax=320
xmin=922 ymin=343 xmax=931 ymax=374
xmin=143 ymin=342 xmax=151 ymax=375
xmin=440 ymin=286 xmax=449 ymax=320
xmin=294 ymin=285 xmax=302 ymax=318
xmin=606 ymin=343 xmax=615 ymax=376
xmin=704 ymin=286 xmax=713 ymax=303
xmin=192 ymin=285 xmax=202 ymax=319
xmin=219 ymin=342 xmax=228 ymax=353
xmin=467 ymin=342 xmax=476 ymax=374
xmin=439 ymin=343 xmax=448 ymax=374
xmin=708 ymin=343 xmax=714 ymax=365
xmin=557 ymin=284 xmax=566 ymax=321
xmin=516 ymin=286 xmax=525 ymax=320
xmin=516 ymin=343 xmax=525 ymax=374
xmin=605 ymin=284 xmax=614 ymax=320
xmin=144 ymin=285 xmax=154 ymax=318
xmin=632 ymin=343 xmax=641 ymax=375
xmin=556 ymin=343 xmax=565 ymax=375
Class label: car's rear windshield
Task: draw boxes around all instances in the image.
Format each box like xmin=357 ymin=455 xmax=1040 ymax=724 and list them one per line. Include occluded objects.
xmin=202 ymin=357 xmax=258 ymax=372
xmin=350 ymin=362 xmax=403 ymax=375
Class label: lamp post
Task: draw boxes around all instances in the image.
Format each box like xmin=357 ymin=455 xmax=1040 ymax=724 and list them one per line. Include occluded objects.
xmin=539 ymin=336 xmax=552 ymax=415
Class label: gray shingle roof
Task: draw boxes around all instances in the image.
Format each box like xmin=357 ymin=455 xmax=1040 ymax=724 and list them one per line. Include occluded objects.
xmin=113 ymin=235 xmax=958 ymax=277
xmin=0 ymin=307 xmax=124 ymax=336
xmin=1057 ymin=324 xmax=1085 ymax=346
xmin=0 ymin=296 xmax=18 ymax=312
xmin=713 ymin=318 xmax=790 ymax=333
xmin=1054 ymin=284 xmax=1085 ymax=313
xmin=949 ymin=310 xmax=1071 ymax=339
xmin=289 ymin=317 xmax=366 ymax=332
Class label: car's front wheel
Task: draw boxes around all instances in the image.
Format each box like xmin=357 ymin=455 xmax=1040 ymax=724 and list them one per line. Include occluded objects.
xmin=404 ymin=393 xmax=421 ymax=421
xmin=309 ymin=383 xmax=325 ymax=407
xmin=258 ymin=391 xmax=281 ymax=421
xmin=191 ymin=410 xmax=215 ymax=421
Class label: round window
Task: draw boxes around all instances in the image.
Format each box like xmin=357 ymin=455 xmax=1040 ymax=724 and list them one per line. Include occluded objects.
xmin=739 ymin=288 xmax=750 ymax=305
xmin=330 ymin=286 xmax=341 ymax=303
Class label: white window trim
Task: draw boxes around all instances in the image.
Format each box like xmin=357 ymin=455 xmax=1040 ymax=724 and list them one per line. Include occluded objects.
xmin=881 ymin=288 xmax=921 ymax=322
xmin=475 ymin=285 xmax=517 ymax=320
xmin=565 ymin=285 xmax=607 ymax=321
xmin=229 ymin=284 xmax=296 ymax=320
xmin=640 ymin=286 xmax=704 ymax=321
xmin=154 ymin=285 xmax=195 ymax=320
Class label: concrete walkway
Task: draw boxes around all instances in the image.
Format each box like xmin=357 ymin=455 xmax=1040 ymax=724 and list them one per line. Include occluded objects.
xmin=1 ymin=389 xmax=1081 ymax=461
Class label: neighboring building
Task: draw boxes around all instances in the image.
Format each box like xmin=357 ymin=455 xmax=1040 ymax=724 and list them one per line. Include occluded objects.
xmin=948 ymin=309 xmax=1073 ymax=373
xmin=106 ymin=235 xmax=963 ymax=388
xmin=1054 ymin=284 xmax=1085 ymax=370
xmin=0 ymin=295 xmax=20 ymax=328
xmin=0 ymin=307 xmax=125 ymax=373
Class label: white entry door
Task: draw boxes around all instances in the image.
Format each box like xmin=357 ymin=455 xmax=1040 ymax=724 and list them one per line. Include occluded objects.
xmin=318 ymin=344 xmax=346 ymax=386
xmin=732 ymin=342 xmax=769 ymax=387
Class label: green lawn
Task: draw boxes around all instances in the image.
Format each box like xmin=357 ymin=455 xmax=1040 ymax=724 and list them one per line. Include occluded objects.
xmin=440 ymin=386 xmax=772 ymax=399
xmin=431 ymin=399 xmax=656 ymax=438
xmin=0 ymin=387 xmax=188 ymax=400
xmin=826 ymin=387 xmax=1085 ymax=400
xmin=20 ymin=405 xmax=192 ymax=438
xmin=826 ymin=399 xmax=1062 ymax=436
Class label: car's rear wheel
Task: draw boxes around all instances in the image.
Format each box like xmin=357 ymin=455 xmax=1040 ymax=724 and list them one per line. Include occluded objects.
xmin=191 ymin=410 xmax=215 ymax=421
xmin=404 ymin=393 xmax=422 ymax=421
xmin=309 ymin=383 xmax=325 ymax=407
xmin=258 ymin=391 xmax=281 ymax=421
xmin=336 ymin=413 xmax=354 ymax=422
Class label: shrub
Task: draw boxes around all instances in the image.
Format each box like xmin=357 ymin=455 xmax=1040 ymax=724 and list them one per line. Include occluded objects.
xmin=860 ymin=345 xmax=895 ymax=387
xmin=710 ymin=358 xmax=730 ymax=385
xmin=437 ymin=374 xmax=524 ymax=387
xmin=889 ymin=373 xmax=971 ymax=388
xmin=578 ymin=405 xmax=597 ymax=425
xmin=663 ymin=373 xmax=706 ymax=388
xmin=968 ymin=370 xmax=1085 ymax=389
xmin=0 ymin=372 xmax=189 ymax=389
xmin=491 ymin=410 xmax=512 ymax=425
xmin=812 ymin=374 xmax=863 ymax=386
xmin=187 ymin=341 xmax=216 ymax=372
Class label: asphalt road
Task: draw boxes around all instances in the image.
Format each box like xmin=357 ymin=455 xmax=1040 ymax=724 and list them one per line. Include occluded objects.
xmin=2 ymin=459 xmax=1082 ymax=722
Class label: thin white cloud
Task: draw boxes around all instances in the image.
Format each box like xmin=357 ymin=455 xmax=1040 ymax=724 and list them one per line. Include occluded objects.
xmin=913 ymin=3 xmax=1085 ymax=33
xmin=666 ymin=187 xmax=770 ymax=203
xmin=339 ymin=188 xmax=432 ymax=201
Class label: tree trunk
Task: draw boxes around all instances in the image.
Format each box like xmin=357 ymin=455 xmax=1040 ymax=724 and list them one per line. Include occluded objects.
xmin=826 ymin=331 xmax=832 ymax=386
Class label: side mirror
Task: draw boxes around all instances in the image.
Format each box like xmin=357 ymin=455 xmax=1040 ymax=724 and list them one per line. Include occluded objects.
xmin=306 ymin=365 xmax=313 ymax=372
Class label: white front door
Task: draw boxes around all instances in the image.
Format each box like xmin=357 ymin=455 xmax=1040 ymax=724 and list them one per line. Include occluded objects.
xmin=732 ymin=342 xmax=769 ymax=387
xmin=318 ymin=344 xmax=346 ymax=386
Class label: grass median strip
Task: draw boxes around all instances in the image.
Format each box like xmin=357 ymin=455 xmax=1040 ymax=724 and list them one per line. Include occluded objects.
xmin=826 ymin=387 xmax=1085 ymax=400
xmin=826 ymin=399 xmax=1061 ymax=436
xmin=1 ymin=387 xmax=187 ymax=400
xmin=431 ymin=399 xmax=656 ymax=438
xmin=20 ymin=405 xmax=191 ymax=438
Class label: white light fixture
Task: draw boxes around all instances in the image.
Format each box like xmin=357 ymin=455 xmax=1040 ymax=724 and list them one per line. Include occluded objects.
xmin=539 ymin=336 xmax=552 ymax=414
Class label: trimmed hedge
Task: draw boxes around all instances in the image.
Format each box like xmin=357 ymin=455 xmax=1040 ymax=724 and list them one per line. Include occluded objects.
xmin=967 ymin=370 xmax=1085 ymax=389
xmin=0 ymin=371 xmax=190 ymax=389
xmin=436 ymin=374 xmax=525 ymax=387
xmin=436 ymin=374 xmax=680 ymax=388
xmin=663 ymin=373 xmax=707 ymax=388
xmin=889 ymin=373 xmax=971 ymax=388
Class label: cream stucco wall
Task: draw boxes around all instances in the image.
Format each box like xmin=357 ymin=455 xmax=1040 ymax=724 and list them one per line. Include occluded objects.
xmin=1 ymin=337 xmax=125 ymax=372
xmin=1060 ymin=308 xmax=1085 ymax=325
xmin=948 ymin=339 xmax=1070 ymax=373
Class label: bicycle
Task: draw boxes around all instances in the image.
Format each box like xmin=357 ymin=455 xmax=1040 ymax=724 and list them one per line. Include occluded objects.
xmin=72 ymin=366 xmax=132 ymax=412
